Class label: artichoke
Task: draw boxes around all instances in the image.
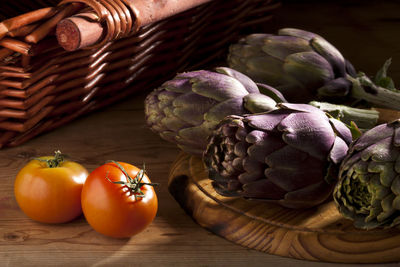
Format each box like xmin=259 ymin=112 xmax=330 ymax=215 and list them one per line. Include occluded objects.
xmin=203 ymin=103 xmax=352 ymax=209
xmin=334 ymin=120 xmax=400 ymax=229
xmin=228 ymin=28 xmax=400 ymax=110
xmin=145 ymin=67 xmax=285 ymax=155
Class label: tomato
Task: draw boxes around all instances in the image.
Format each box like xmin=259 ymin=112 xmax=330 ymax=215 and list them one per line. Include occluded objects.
xmin=14 ymin=151 xmax=88 ymax=224
xmin=81 ymin=161 xmax=158 ymax=238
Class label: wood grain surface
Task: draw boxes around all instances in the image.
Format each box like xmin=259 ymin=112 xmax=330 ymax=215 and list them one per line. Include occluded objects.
xmin=1 ymin=92 xmax=307 ymax=267
xmin=168 ymin=153 xmax=400 ymax=264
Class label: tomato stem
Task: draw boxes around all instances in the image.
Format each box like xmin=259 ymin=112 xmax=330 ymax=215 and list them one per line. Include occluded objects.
xmin=35 ymin=150 xmax=65 ymax=168
xmin=105 ymin=161 xmax=158 ymax=199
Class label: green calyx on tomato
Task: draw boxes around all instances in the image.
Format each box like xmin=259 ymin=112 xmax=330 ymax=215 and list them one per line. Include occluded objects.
xmin=34 ymin=150 xmax=65 ymax=168
xmin=105 ymin=161 xmax=158 ymax=199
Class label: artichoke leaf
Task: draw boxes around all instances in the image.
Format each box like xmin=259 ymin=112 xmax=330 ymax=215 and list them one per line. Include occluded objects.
xmin=256 ymin=83 xmax=288 ymax=103
xmin=242 ymin=155 xmax=265 ymax=175
xmin=279 ymin=112 xmax=335 ymax=161
xmin=238 ymin=171 xmax=263 ymax=184
xmin=352 ymin=160 xmax=369 ymax=175
xmin=377 ymin=194 xmax=396 ymax=222
xmin=243 ymin=93 xmax=278 ymax=114
xmin=160 ymin=116 xmax=190 ymax=132
xmin=329 ymin=136 xmax=349 ymax=164
xmin=161 ymin=77 xmax=193 ymax=93
xmin=394 ymin=125 xmax=400 ymax=147
xmin=248 ymin=136 xmax=286 ymax=160
xmin=233 ymin=141 xmax=247 ymax=157
xmin=191 ymin=72 xmax=249 ymax=101
xmin=246 ymin=112 xmax=290 ymax=132
xmin=204 ymin=98 xmax=246 ymax=123
xmin=173 ymin=92 xmax=218 ymax=125
xmin=353 ymin=123 xmax=394 ymax=151
xmin=310 ymin=36 xmax=346 ymax=77
xmin=278 ymin=28 xmax=322 ymax=41
xmin=341 ymin=151 xmax=362 ymax=172
xmin=244 ymin=33 xmax=274 ymax=46
xmin=317 ymin=77 xmax=351 ymax=97
xmin=283 ymin=51 xmax=335 ymax=89
xmin=265 ymin=145 xmax=325 ymax=170
xmin=395 ymin=155 xmax=400 ymax=173
xmin=391 ymin=176 xmax=400 ymax=195
xmin=280 ymin=180 xmax=334 ymax=209
xmin=264 ymin=166 xmax=325 ymax=192
xmin=392 ymin=195 xmax=400 ymax=209
xmin=216 ymin=67 xmax=260 ymax=93
xmin=261 ymin=35 xmax=312 ymax=60
xmin=367 ymin=162 xmax=396 ymax=187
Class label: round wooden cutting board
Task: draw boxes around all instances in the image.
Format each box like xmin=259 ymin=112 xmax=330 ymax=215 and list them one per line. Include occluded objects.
xmin=168 ymin=152 xmax=400 ymax=264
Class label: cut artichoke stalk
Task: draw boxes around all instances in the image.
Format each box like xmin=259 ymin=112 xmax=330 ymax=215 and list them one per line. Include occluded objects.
xmin=309 ymin=101 xmax=379 ymax=132
xmin=204 ymin=103 xmax=352 ymax=209
xmin=228 ymin=28 xmax=400 ymax=110
xmin=347 ymin=72 xmax=400 ymax=110
xmin=334 ymin=120 xmax=400 ymax=229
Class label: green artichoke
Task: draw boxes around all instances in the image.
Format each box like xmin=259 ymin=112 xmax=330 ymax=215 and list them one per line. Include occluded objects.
xmin=334 ymin=120 xmax=400 ymax=229
xmin=203 ymin=103 xmax=352 ymax=209
xmin=228 ymin=28 xmax=400 ymax=110
xmin=145 ymin=67 xmax=285 ymax=155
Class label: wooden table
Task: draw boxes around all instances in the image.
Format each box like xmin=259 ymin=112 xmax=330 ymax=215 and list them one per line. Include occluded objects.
xmin=1 ymin=1 xmax=400 ymax=266
xmin=0 ymin=92 xmax=397 ymax=267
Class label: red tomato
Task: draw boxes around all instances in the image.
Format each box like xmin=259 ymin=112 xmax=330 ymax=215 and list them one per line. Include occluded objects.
xmin=81 ymin=161 xmax=158 ymax=238
xmin=14 ymin=151 xmax=88 ymax=224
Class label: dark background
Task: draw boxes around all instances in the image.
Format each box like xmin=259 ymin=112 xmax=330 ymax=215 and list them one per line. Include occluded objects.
xmin=272 ymin=0 xmax=400 ymax=83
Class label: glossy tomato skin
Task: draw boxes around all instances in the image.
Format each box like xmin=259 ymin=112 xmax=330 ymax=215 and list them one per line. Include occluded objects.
xmin=81 ymin=162 xmax=158 ymax=238
xmin=14 ymin=157 xmax=88 ymax=224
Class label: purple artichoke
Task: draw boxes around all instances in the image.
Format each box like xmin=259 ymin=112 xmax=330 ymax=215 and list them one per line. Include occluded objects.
xmin=145 ymin=67 xmax=286 ymax=155
xmin=228 ymin=28 xmax=400 ymax=110
xmin=334 ymin=120 xmax=400 ymax=229
xmin=203 ymin=103 xmax=352 ymax=209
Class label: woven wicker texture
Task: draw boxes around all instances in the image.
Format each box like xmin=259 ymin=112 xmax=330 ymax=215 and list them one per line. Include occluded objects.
xmin=0 ymin=0 xmax=280 ymax=148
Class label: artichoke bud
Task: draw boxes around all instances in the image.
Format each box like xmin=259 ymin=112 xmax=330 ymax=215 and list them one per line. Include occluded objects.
xmin=145 ymin=67 xmax=282 ymax=155
xmin=227 ymin=28 xmax=352 ymax=103
xmin=228 ymin=28 xmax=400 ymax=111
xmin=334 ymin=119 xmax=400 ymax=229
xmin=204 ymin=103 xmax=351 ymax=209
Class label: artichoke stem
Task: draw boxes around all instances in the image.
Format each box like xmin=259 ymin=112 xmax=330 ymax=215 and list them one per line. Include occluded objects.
xmin=310 ymin=101 xmax=379 ymax=131
xmin=348 ymin=74 xmax=400 ymax=111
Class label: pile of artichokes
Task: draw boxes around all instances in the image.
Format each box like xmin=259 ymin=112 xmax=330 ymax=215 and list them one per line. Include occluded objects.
xmin=144 ymin=28 xmax=400 ymax=230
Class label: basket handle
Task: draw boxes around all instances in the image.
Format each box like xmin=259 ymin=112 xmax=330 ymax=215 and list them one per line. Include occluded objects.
xmin=56 ymin=0 xmax=212 ymax=51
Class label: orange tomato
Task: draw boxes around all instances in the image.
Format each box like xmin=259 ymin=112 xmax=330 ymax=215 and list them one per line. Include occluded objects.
xmin=81 ymin=161 xmax=158 ymax=238
xmin=14 ymin=151 xmax=88 ymax=224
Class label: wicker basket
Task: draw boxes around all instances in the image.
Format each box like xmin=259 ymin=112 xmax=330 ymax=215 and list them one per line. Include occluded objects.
xmin=0 ymin=0 xmax=280 ymax=148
